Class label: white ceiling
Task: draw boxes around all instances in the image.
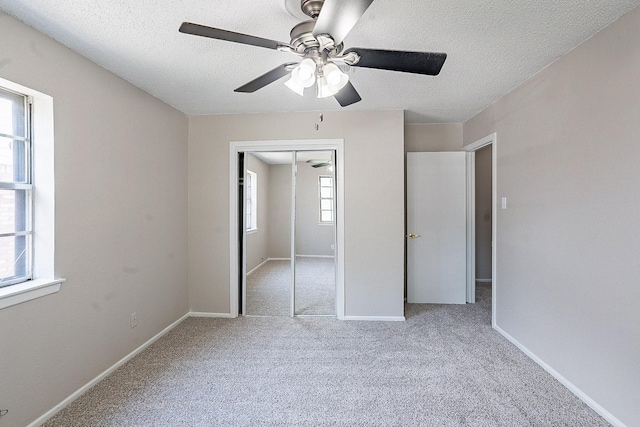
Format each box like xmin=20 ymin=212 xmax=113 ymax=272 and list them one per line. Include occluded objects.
xmin=251 ymin=150 xmax=332 ymax=165
xmin=1 ymin=0 xmax=638 ymax=123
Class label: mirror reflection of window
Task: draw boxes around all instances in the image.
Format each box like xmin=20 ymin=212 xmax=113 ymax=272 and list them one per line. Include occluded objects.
xmin=319 ymin=176 xmax=334 ymax=224
xmin=246 ymin=170 xmax=257 ymax=231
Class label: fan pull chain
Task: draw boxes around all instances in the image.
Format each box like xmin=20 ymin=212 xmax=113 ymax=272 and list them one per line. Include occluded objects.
xmin=315 ymin=113 xmax=323 ymax=131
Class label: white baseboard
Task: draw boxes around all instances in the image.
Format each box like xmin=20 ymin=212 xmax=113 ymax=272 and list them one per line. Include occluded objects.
xmin=29 ymin=313 xmax=190 ymax=427
xmin=246 ymin=258 xmax=269 ymax=276
xmin=190 ymin=312 xmax=234 ymax=318
xmin=475 ymin=279 xmax=492 ymax=283
xmin=493 ymin=325 xmax=625 ymax=427
xmin=344 ymin=315 xmax=405 ymax=322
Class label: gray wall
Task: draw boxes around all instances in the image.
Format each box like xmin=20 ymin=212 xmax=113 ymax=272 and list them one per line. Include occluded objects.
xmin=463 ymin=6 xmax=640 ymax=425
xmin=247 ymin=157 xmax=334 ymax=265
xmin=245 ymin=154 xmax=270 ymax=272
xmin=267 ymin=164 xmax=292 ymax=259
xmin=405 ymin=123 xmax=463 ymax=152
xmin=475 ymin=145 xmax=492 ymax=281
xmin=188 ymin=110 xmax=405 ymax=318
xmin=266 ymin=161 xmax=334 ymax=258
xmin=295 ymin=160 xmax=335 ymax=257
xmin=0 ymin=12 xmax=188 ymax=427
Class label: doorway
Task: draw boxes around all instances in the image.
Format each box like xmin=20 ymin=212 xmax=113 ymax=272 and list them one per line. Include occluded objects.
xmin=465 ymin=133 xmax=497 ymax=326
xmin=229 ymin=139 xmax=345 ymax=319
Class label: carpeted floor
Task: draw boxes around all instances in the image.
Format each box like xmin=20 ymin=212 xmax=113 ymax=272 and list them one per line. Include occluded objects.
xmin=245 ymin=257 xmax=335 ymax=316
xmin=43 ymin=284 xmax=609 ymax=426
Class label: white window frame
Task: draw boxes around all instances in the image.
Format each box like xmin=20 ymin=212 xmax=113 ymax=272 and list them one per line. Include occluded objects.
xmin=0 ymin=87 xmax=33 ymax=287
xmin=246 ymin=170 xmax=257 ymax=232
xmin=0 ymin=77 xmax=64 ymax=310
xmin=318 ymin=175 xmax=334 ymax=224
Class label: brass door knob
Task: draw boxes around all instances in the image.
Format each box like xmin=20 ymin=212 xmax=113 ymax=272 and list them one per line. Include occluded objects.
xmin=407 ymin=233 xmax=421 ymax=239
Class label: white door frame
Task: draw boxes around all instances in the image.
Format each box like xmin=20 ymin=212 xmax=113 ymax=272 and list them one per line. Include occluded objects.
xmin=290 ymin=155 xmax=297 ymax=317
xmin=464 ymin=133 xmax=497 ymax=327
xmin=229 ymin=139 xmax=345 ymax=319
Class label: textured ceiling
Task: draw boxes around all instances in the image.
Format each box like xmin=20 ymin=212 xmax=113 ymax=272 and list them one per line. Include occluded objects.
xmin=1 ymin=0 xmax=638 ymax=123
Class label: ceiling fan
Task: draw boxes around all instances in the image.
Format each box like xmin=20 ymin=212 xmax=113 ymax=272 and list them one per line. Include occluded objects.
xmin=306 ymin=159 xmax=332 ymax=168
xmin=179 ymin=0 xmax=447 ymax=107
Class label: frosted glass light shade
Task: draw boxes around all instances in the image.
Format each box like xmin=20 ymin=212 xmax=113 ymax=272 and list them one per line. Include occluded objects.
xmin=324 ymin=62 xmax=348 ymax=87
xmin=284 ymin=76 xmax=305 ymax=96
xmin=316 ymin=76 xmax=332 ymax=98
xmin=291 ymin=58 xmax=316 ymax=88
xmin=317 ymin=63 xmax=349 ymax=98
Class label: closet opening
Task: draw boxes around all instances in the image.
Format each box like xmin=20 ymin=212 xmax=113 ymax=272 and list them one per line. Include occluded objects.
xmin=229 ymin=140 xmax=345 ymax=319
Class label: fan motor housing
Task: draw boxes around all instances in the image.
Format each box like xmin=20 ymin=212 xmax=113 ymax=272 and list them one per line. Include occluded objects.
xmin=289 ymin=20 xmax=343 ymax=56
xmin=289 ymin=20 xmax=319 ymax=51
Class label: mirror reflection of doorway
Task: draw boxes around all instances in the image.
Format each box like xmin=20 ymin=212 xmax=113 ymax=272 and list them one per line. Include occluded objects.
xmin=242 ymin=150 xmax=336 ymax=317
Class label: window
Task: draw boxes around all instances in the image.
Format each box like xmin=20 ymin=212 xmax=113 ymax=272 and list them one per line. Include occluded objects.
xmin=0 ymin=77 xmax=63 ymax=310
xmin=319 ymin=175 xmax=334 ymax=223
xmin=0 ymin=87 xmax=32 ymax=288
xmin=246 ymin=170 xmax=257 ymax=231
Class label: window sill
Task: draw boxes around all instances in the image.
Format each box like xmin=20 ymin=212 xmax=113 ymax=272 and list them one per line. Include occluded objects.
xmin=0 ymin=278 xmax=66 ymax=310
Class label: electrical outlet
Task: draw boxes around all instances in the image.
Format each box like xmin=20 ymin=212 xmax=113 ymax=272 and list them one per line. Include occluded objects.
xmin=130 ymin=312 xmax=138 ymax=328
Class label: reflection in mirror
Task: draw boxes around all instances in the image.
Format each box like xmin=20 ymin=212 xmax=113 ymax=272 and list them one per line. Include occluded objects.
xmin=242 ymin=150 xmax=336 ymax=317
xmin=244 ymin=152 xmax=292 ymax=316
xmin=294 ymin=150 xmax=336 ymax=316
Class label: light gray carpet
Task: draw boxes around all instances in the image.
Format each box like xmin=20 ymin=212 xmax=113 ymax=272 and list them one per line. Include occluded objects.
xmin=245 ymin=257 xmax=335 ymax=316
xmin=43 ymin=284 xmax=608 ymax=426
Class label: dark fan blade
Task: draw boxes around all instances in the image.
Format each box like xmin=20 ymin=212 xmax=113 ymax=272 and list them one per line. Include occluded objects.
xmin=234 ymin=63 xmax=297 ymax=93
xmin=312 ymin=0 xmax=374 ymax=45
xmin=345 ymin=48 xmax=447 ymax=75
xmin=311 ymin=162 xmax=331 ymax=168
xmin=334 ymin=81 xmax=362 ymax=107
xmin=179 ymin=22 xmax=287 ymax=50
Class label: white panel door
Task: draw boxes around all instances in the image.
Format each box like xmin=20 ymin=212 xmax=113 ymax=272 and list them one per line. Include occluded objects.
xmin=407 ymin=152 xmax=467 ymax=304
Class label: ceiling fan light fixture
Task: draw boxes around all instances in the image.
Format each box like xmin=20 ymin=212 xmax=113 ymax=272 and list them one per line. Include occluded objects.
xmin=291 ymin=58 xmax=317 ymax=88
xmin=316 ymin=63 xmax=349 ymax=98
xmin=181 ymin=0 xmax=447 ymax=108
xmin=316 ymin=76 xmax=333 ymax=98
xmin=323 ymin=62 xmax=347 ymax=86
xmin=284 ymin=76 xmax=305 ymax=96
